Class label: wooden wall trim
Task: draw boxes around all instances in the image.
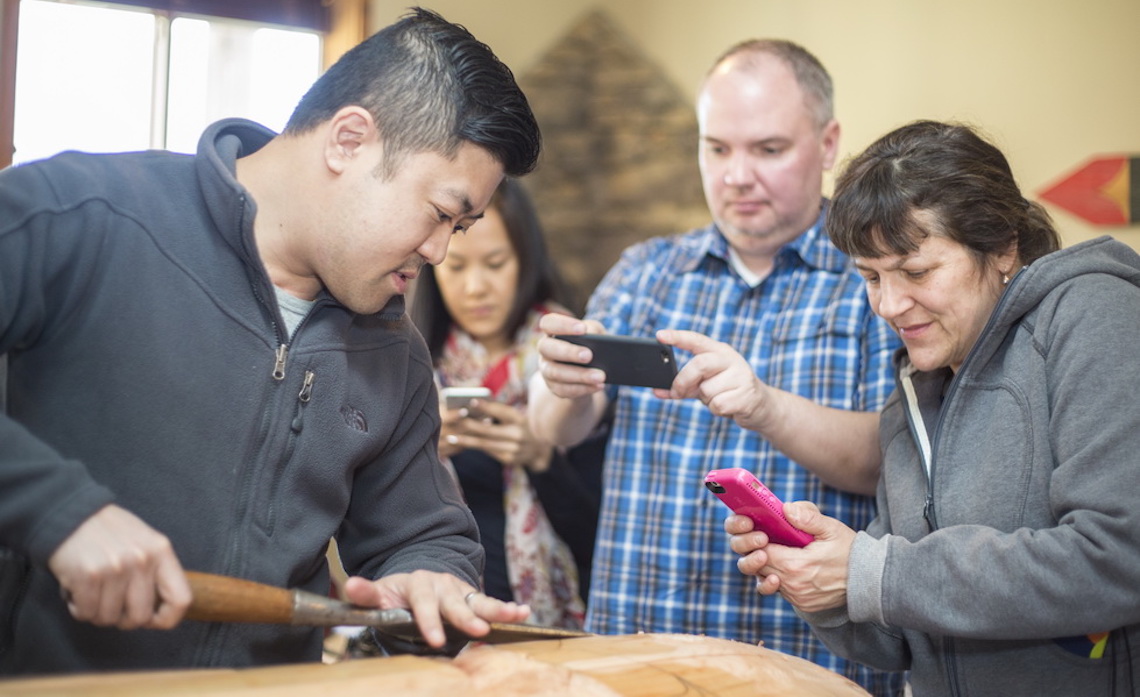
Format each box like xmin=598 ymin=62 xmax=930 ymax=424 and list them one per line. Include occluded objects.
xmin=322 ymin=0 xmax=367 ymax=69
xmin=1 ymin=0 xmax=19 ymax=169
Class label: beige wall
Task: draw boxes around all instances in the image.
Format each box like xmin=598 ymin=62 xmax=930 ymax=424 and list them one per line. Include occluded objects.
xmin=369 ymin=0 xmax=1140 ymax=250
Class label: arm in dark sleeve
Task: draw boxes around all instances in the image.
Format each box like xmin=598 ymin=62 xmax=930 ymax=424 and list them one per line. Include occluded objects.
xmin=0 ymin=164 xmax=116 ymax=566
xmin=335 ymin=346 xmax=482 ymax=589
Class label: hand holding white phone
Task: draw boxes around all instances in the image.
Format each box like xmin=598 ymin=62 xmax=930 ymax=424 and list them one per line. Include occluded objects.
xmin=440 ymin=386 xmax=491 ymax=411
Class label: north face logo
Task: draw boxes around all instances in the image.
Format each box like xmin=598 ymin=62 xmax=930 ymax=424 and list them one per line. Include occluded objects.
xmin=340 ymin=405 xmax=368 ymax=432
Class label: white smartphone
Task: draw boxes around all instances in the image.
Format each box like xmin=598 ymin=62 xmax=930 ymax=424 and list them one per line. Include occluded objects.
xmin=440 ymin=386 xmax=491 ymax=411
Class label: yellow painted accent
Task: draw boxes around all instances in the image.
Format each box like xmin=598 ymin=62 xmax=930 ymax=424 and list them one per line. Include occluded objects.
xmin=1101 ymin=161 xmax=1131 ymax=219
xmin=1090 ymin=632 xmax=1110 ymax=659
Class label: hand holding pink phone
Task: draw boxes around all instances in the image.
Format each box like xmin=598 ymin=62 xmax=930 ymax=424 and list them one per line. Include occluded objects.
xmin=704 ymin=468 xmax=813 ymax=547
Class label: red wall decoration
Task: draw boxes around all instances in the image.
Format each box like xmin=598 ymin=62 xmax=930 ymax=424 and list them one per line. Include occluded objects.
xmin=1037 ymin=155 xmax=1138 ymax=226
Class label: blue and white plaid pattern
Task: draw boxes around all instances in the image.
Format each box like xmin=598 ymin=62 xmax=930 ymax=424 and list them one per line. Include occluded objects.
xmin=584 ymin=212 xmax=905 ymax=696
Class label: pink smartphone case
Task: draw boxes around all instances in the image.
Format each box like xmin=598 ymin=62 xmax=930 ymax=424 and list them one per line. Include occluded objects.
xmin=704 ymin=468 xmax=813 ymax=547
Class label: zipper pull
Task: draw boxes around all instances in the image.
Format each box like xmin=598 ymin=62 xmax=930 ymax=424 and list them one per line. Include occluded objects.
xmin=923 ymin=494 xmax=936 ymax=531
xmin=298 ymin=370 xmax=315 ymax=403
xmin=292 ymin=370 xmax=315 ymax=434
xmin=273 ymin=344 xmax=288 ymax=381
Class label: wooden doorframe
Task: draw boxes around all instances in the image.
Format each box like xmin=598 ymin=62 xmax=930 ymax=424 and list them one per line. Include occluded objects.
xmin=323 ymin=0 xmax=367 ymax=69
xmin=1 ymin=0 xmax=19 ymax=169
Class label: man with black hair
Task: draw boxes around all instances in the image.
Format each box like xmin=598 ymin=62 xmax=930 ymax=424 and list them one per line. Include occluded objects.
xmin=0 ymin=8 xmax=539 ymax=674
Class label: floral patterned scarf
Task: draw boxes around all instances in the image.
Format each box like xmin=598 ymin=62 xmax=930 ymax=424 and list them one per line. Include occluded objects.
xmin=437 ymin=305 xmax=586 ymax=629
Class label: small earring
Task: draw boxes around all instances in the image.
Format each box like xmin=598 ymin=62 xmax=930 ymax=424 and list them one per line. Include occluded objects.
xmin=1002 ymin=274 xmax=1010 ymax=286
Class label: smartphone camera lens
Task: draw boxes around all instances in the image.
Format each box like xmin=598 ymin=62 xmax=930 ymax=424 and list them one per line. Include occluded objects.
xmin=705 ymin=481 xmax=725 ymax=494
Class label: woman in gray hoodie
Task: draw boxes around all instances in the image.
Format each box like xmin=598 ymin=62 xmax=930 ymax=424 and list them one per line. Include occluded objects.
xmin=726 ymin=120 xmax=1140 ymax=695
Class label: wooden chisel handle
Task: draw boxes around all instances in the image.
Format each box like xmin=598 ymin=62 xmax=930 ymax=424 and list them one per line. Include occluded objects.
xmin=185 ymin=571 xmax=296 ymax=624
xmin=183 ymin=570 xmax=589 ymax=643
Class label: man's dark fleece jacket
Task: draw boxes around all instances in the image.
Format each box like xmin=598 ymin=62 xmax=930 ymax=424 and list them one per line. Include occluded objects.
xmin=0 ymin=119 xmax=482 ymax=674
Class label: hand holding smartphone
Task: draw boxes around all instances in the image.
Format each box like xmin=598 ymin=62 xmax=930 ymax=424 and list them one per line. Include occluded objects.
xmin=552 ymin=334 xmax=678 ymax=389
xmin=440 ymin=386 xmax=491 ymax=411
xmin=704 ymin=468 xmax=813 ymax=547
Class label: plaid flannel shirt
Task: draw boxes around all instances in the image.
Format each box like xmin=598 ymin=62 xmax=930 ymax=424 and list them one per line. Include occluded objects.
xmin=584 ymin=208 xmax=906 ymax=696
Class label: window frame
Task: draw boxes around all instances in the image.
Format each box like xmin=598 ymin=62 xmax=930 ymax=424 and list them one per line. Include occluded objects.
xmin=109 ymin=0 xmax=329 ymax=32
xmin=0 ymin=0 xmax=366 ymax=168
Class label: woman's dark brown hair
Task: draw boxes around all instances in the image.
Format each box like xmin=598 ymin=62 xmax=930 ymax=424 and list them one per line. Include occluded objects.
xmin=827 ymin=120 xmax=1060 ymax=270
xmin=410 ymin=178 xmax=572 ymax=362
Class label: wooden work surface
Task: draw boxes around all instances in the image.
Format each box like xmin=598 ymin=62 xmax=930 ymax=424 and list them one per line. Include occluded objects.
xmin=0 ymin=634 xmax=869 ymax=696
xmin=0 ymin=654 xmax=466 ymax=697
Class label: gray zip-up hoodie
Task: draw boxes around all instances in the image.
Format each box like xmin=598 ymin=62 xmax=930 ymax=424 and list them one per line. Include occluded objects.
xmin=0 ymin=119 xmax=482 ymax=674
xmin=802 ymin=236 xmax=1140 ymax=695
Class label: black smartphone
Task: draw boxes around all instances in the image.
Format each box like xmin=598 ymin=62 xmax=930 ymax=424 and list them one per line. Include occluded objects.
xmin=553 ymin=334 xmax=678 ymax=389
